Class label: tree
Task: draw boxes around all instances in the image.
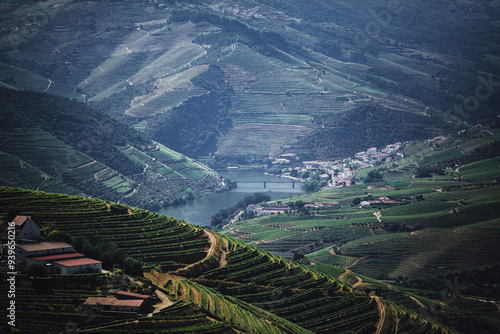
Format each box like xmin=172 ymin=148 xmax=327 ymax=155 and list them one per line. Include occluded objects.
xmin=252 ymin=192 xmax=271 ymax=204
xmin=364 ymin=170 xmax=383 ymax=183
xmin=184 ymin=187 xmax=195 ymax=200
xmin=302 ymin=180 xmax=320 ymax=193
xmin=45 ymin=230 xmax=72 ymax=244
xmin=211 ymin=213 xmax=223 ymax=227
xmin=123 ymin=257 xmax=143 ymax=276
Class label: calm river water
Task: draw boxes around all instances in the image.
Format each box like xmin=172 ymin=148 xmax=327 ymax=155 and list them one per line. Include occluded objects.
xmin=158 ymin=170 xmax=304 ymax=226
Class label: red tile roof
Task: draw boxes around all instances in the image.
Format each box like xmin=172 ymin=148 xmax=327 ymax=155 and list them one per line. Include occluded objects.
xmin=29 ymin=252 xmax=85 ymax=262
xmin=17 ymin=241 xmax=73 ymax=252
xmin=53 ymin=258 xmax=102 ymax=267
xmin=84 ymin=297 xmax=144 ymax=307
xmin=85 ymin=297 xmax=116 ymax=306
xmin=116 ymin=291 xmax=150 ymax=300
xmin=13 ymin=215 xmax=30 ymax=226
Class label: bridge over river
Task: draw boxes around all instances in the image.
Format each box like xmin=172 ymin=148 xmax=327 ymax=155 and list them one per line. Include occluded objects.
xmin=232 ymin=180 xmax=299 ymax=188
xmin=159 ymin=170 xmax=304 ymax=226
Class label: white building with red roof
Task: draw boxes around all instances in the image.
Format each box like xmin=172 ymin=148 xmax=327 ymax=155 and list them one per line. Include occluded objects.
xmin=84 ymin=297 xmax=145 ymax=313
xmin=0 ymin=215 xmax=40 ymax=240
xmin=16 ymin=241 xmax=74 ymax=262
xmin=3 ymin=216 xmax=102 ymax=274
xmin=25 ymin=251 xmax=85 ymax=268
xmin=52 ymin=257 xmax=102 ymax=275
xmin=16 ymin=241 xmax=102 ymax=274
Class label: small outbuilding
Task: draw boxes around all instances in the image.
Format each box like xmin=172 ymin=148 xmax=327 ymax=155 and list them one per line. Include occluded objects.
xmin=84 ymin=297 xmax=146 ymax=313
xmin=84 ymin=291 xmax=152 ymax=314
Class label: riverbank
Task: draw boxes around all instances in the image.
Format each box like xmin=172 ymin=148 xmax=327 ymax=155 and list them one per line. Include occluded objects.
xmin=157 ymin=170 xmax=304 ymax=226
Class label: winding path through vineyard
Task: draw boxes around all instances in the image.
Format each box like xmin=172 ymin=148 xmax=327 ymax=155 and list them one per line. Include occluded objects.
xmin=152 ymin=290 xmax=173 ymax=314
xmin=374 ymin=296 xmax=386 ymax=334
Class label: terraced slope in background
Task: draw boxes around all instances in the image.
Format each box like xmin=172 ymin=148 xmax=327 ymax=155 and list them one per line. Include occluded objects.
xmin=0 ymin=88 xmax=221 ymax=210
xmin=1 ymin=0 xmax=498 ymax=163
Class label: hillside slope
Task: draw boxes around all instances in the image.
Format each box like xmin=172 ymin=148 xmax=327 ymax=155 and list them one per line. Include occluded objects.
xmin=0 ymin=0 xmax=498 ymax=163
xmin=0 ymin=186 xmax=453 ymax=333
xmin=0 ymin=88 xmax=222 ymax=210
xmin=221 ymin=127 xmax=500 ymax=276
xmin=218 ymin=127 xmax=500 ymax=332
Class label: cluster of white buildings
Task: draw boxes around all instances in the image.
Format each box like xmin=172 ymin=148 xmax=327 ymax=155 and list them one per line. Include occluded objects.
xmin=246 ymin=205 xmax=291 ymax=217
xmin=351 ymin=143 xmax=403 ymax=169
xmin=1 ymin=216 xmax=102 ymax=275
xmin=269 ymin=142 xmax=404 ymax=189
xmin=206 ymin=4 xmax=301 ymax=23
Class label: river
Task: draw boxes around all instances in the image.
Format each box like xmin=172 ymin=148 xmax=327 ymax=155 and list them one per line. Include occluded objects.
xmin=158 ymin=169 xmax=304 ymax=226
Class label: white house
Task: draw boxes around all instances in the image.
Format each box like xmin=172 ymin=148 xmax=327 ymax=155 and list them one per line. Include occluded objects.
xmin=25 ymin=251 xmax=85 ymax=268
xmin=259 ymin=205 xmax=290 ymax=216
xmin=246 ymin=204 xmax=258 ymax=215
xmin=16 ymin=241 xmax=74 ymax=262
xmin=0 ymin=216 xmax=41 ymax=240
xmin=52 ymin=258 xmax=102 ymax=275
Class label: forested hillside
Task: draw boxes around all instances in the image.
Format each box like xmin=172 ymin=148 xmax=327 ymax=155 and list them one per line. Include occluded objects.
xmin=298 ymin=105 xmax=453 ymax=159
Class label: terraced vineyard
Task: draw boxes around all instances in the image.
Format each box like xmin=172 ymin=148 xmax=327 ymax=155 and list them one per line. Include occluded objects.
xmin=0 ymin=187 xmax=210 ymax=270
xmin=0 ymin=186 xmax=454 ymax=333
xmin=0 ymin=128 xmax=134 ymax=196
xmin=0 ymin=88 xmax=223 ymax=210
xmin=0 ymin=151 xmax=82 ymax=196
xmin=340 ymin=223 xmax=500 ymax=279
xmin=84 ymin=299 xmax=234 ymax=334
xmin=217 ymin=131 xmax=500 ymax=307
xmin=3 ymin=0 xmax=496 ymax=164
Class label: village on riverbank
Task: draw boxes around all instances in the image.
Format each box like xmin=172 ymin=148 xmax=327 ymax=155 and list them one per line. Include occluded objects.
xmin=264 ymin=141 xmax=407 ymax=189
